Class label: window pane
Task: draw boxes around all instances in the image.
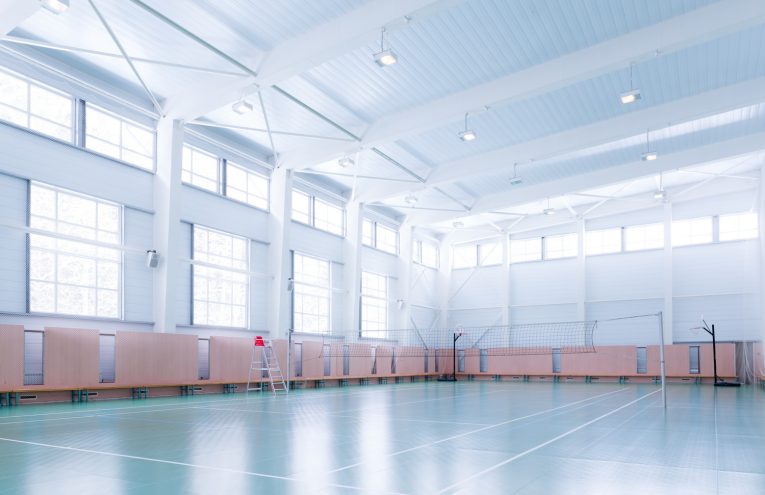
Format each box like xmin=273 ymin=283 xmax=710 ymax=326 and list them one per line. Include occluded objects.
xmin=420 ymin=241 xmax=438 ymax=268
xmin=544 ymin=233 xmax=577 ymax=260
xmin=29 ymin=183 xmax=122 ymax=318
xmin=362 ymin=219 xmax=374 ymax=246
xmin=719 ymin=212 xmax=758 ymax=241
xmin=0 ymin=69 xmax=73 ymax=141
xmin=314 ymin=198 xmax=344 ymax=235
xmin=226 ymin=162 xmax=269 ymax=210
xmin=510 ymin=238 xmax=542 ymax=263
xmin=672 ymin=217 xmax=712 ymax=247
xmin=453 ymin=244 xmax=476 ymax=269
xmin=376 ymin=224 xmax=398 ymax=254
xmin=192 ymin=225 xmax=249 ymax=328
xmin=479 ymin=241 xmax=502 ymax=266
xmin=293 ymin=253 xmax=331 ymax=334
xmin=361 ymin=271 xmax=387 ymax=337
xmin=585 ymin=228 xmax=622 ymax=255
xmin=291 ymin=190 xmax=311 ymax=224
xmin=182 ymin=145 xmax=219 ymax=192
xmin=624 ymin=223 xmax=664 ymax=251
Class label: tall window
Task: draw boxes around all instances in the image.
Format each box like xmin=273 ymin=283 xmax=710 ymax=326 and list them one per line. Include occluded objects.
xmin=719 ymin=212 xmax=758 ymax=241
xmin=0 ymin=69 xmax=72 ymax=141
xmin=624 ymin=223 xmax=664 ymax=251
xmin=376 ymin=224 xmax=397 ymax=254
xmin=362 ymin=219 xmax=374 ymax=246
xmin=225 ymin=161 xmax=269 ymax=210
xmin=293 ymin=253 xmax=330 ymax=334
xmin=510 ymin=237 xmax=542 ymax=263
xmin=544 ymin=233 xmax=577 ymax=259
xmin=413 ymin=240 xmax=439 ymax=268
xmin=314 ymin=198 xmax=344 ymax=236
xmin=586 ymin=228 xmax=622 ymax=255
xmin=452 ymin=244 xmax=476 ymax=269
xmin=672 ymin=217 xmax=712 ymax=247
xmin=182 ymin=145 xmax=220 ymax=193
xmin=361 ymin=271 xmax=388 ymax=337
xmin=192 ymin=226 xmax=249 ymax=327
xmin=85 ymin=104 xmax=155 ymax=170
xmin=29 ymin=183 xmax=122 ymax=318
xmin=291 ymin=189 xmax=345 ymax=236
xmin=479 ymin=241 xmax=502 ymax=266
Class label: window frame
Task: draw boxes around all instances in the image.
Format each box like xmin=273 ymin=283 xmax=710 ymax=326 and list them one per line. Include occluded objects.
xmin=291 ymin=188 xmax=346 ymax=237
xmin=182 ymin=144 xmax=222 ymax=194
xmin=672 ymin=216 xmax=713 ymax=247
xmin=224 ymin=160 xmax=270 ymax=212
xmin=84 ymin=102 xmax=156 ymax=172
xmin=413 ymin=239 xmax=439 ymax=269
xmin=0 ymin=67 xmax=74 ymax=143
xmin=292 ymin=252 xmax=332 ymax=335
xmin=585 ymin=227 xmax=623 ymax=256
xmin=509 ymin=237 xmax=542 ymax=263
xmin=360 ymin=270 xmax=388 ymax=338
xmin=361 ymin=218 xmax=399 ymax=254
xmin=623 ymin=222 xmax=665 ymax=252
xmin=27 ymin=182 xmax=124 ymax=319
xmin=191 ymin=225 xmax=250 ymax=329
xmin=718 ymin=212 xmax=758 ymax=242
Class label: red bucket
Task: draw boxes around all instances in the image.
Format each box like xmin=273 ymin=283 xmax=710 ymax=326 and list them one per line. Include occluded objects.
xmin=254 ymin=336 xmax=265 ymax=347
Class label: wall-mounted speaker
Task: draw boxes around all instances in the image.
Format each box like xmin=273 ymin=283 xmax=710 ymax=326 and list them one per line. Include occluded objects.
xmin=146 ymin=250 xmax=159 ymax=268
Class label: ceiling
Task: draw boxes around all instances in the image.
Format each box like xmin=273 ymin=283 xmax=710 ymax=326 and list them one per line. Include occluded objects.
xmin=2 ymin=0 xmax=764 ymax=232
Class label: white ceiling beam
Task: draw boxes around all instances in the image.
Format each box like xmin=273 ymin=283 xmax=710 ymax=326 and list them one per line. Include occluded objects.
xmin=278 ymin=0 xmax=765 ymax=170
xmin=0 ymin=0 xmax=39 ymax=35
xmin=410 ymin=132 xmax=765 ymax=225
xmin=165 ymin=0 xmax=460 ymax=119
xmin=358 ymin=76 xmax=765 ymax=202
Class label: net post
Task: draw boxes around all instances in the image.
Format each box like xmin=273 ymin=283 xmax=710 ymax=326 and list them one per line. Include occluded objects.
xmin=287 ymin=328 xmax=292 ymax=394
xmin=657 ymin=312 xmax=667 ymax=409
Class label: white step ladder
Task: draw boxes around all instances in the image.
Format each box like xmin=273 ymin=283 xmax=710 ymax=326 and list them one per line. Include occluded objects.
xmin=247 ymin=337 xmax=288 ymax=395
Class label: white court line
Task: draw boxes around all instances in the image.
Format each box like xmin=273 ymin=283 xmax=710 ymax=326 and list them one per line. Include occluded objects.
xmin=434 ymin=388 xmax=662 ymax=494
xmin=0 ymin=436 xmax=408 ymax=495
xmin=326 ymin=387 xmax=629 ymax=474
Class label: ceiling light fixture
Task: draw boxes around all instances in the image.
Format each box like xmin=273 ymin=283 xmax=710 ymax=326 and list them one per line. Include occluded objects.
xmin=338 ymin=156 xmax=354 ymax=168
xmin=231 ymin=99 xmax=253 ymax=114
xmin=641 ymin=128 xmax=657 ymax=161
xmin=41 ymin=0 xmax=70 ymax=14
xmin=373 ymin=27 xmax=398 ymax=67
xmin=404 ymin=194 xmax=418 ymax=205
xmin=452 ymin=221 xmax=464 ymax=228
xmin=620 ymin=63 xmax=641 ymax=104
xmin=459 ymin=113 xmax=476 ymax=141
xmin=509 ymin=163 xmax=522 ymax=185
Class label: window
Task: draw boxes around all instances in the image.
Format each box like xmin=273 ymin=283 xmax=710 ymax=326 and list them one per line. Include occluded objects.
xmin=361 ymin=271 xmax=387 ymax=337
xmin=376 ymin=224 xmax=398 ymax=254
xmin=544 ymin=234 xmax=577 ymax=260
xmin=292 ymin=189 xmax=345 ymax=236
xmin=673 ymin=217 xmax=712 ymax=247
xmin=719 ymin=212 xmax=758 ymax=241
xmin=85 ymin=104 xmax=155 ymax=170
xmin=363 ymin=219 xmax=398 ymax=253
xmin=0 ymin=69 xmax=72 ymax=142
xmin=586 ymin=228 xmax=622 ymax=255
xmin=314 ymin=199 xmax=344 ymax=236
xmin=182 ymin=145 xmax=220 ymax=193
xmin=29 ymin=183 xmax=122 ymax=318
xmin=479 ymin=241 xmax=502 ymax=266
xmin=293 ymin=253 xmax=331 ymax=334
xmin=510 ymin=237 xmax=542 ymax=263
xmin=292 ymin=190 xmax=311 ymax=224
xmin=624 ymin=223 xmax=664 ymax=251
xmin=192 ymin=226 xmax=249 ymax=328
xmin=452 ymin=244 xmax=477 ymax=269
xmin=362 ymin=219 xmax=374 ymax=246
xmin=225 ymin=161 xmax=269 ymax=210
xmin=413 ymin=240 xmax=439 ymax=268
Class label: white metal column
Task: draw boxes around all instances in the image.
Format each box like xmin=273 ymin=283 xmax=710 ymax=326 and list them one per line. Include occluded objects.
xmin=397 ymin=222 xmax=414 ymax=329
xmin=152 ymin=118 xmax=184 ymax=333
xmin=344 ymin=200 xmax=363 ymax=333
xmin=267 ymin=167 xmax=293 ymax=340
xmin=576 ymin=218 xmax=586 ymax=321
xmin=662 ymin=201 xmax=674 ymax=345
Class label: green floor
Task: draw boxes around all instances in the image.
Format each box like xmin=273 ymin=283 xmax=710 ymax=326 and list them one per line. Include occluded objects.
xmin=0 ymin=382 xmax=763 ymax=494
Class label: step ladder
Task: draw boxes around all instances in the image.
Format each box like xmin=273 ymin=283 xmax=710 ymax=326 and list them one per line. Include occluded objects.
xmin=247 ymin=336 xmax=288 ymax=395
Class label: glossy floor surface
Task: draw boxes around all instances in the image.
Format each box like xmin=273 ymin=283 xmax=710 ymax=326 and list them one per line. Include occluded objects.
xmin=0 ymin=382 xmax=763 ymax=494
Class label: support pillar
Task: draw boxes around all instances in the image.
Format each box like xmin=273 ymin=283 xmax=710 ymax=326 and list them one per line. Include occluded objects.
xmin=267 ymin=167 xmax=293 ymax=339
xmin=396 ymin=222 xmax=414 ymax=329
xmin=152 ymin=118 xmax=184 ymax=333
xmin=343 ymin=201 xmax=363 ymax=333
xmin=576 ymin=218 xmax=586 ymax=321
